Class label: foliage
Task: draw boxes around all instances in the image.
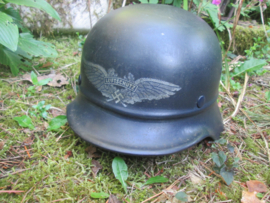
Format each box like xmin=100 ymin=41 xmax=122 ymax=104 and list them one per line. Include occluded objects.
xmin=265 ymin=91 xmax=270 ymax=101
xmin=211 ymin=143 xmax=240 ymax=186
xmin=76 ymin=32 xmax=86 ymax=52
xmin=27 ymin=71 xmax=52 ymax=96
xmin=30 ymin=101 xmax=51 ymax=119
xmin=13 ymin=115 xmax=35 ymax=130
xmin=112 ymin=157 xmax=128 ymax=193
xmin=231 ymin=58 xmax=268 ymax=77
xmin=0 ymin=0 xmax=60 ymax=75
xmin=47 ymin=115 xmax=67 ymax=131
xmin=144 ymin=176 xmax=169 ymax=186
xmin=90 ymin=192 xmax=110 ymax=199
xmin=175 ymin=191 xmax=188 ymax=202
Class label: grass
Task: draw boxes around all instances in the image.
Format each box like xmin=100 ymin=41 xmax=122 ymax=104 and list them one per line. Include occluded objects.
xmin=0 ymin=36 xmax=269 ymax=203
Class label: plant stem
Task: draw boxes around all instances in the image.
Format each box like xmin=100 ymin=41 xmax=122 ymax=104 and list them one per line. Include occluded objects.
xmin=183 ymin=0 xmax=188 ymax=10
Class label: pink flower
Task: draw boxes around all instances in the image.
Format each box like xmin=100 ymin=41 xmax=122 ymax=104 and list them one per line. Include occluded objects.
xmin=212 ymin=0 xmax=221 ymax=5
xmin=259 ymin=0 xmax=263 ymax=2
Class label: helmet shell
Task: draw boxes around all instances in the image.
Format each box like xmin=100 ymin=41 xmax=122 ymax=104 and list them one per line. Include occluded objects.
xmin=67 ymin=4 xmax=224 ymax=156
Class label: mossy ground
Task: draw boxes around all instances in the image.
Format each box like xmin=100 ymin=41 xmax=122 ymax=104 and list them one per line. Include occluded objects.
xmin=0 ymin=36 xmax=269 ymax=203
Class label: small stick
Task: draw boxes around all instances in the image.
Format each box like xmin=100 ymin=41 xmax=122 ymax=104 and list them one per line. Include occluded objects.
xmin=224 ymin=72 xmax=249 ymax=123
xmin=0 ymin=126 xmax=14 ymax=136
xmin=240 ymin=109 xmax=270 ymax=163
xmin=0 ymin=168 xmax=31 ymax=179
xmin=141 ymin=178 xmax=181 ymax=203
xmin=24 ymin=146 xmax=31 ymax=158
xmin=200 ymin=161 xmax=227 ymax=185
xmin=56 ymin=128 xmax=69 ymax=142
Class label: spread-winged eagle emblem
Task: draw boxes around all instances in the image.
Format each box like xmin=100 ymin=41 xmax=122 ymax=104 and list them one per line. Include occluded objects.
xmin=84 ymin=61 xmax=181 ymax=107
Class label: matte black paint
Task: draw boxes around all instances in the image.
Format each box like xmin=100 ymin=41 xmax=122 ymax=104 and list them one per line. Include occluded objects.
xmin=67 ymin=4 xmax=224 ymax=156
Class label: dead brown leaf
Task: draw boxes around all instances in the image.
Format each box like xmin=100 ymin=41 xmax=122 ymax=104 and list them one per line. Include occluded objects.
xmin=41 ymin=62 xmax=53 ymax=68
xmin=23 ymin=136 xmax=34 ymax=146
xmin=48 ymin=74 xmax=69 ymax=87
xmin=108 ymin=194 xmax=122 ymax=203
xmin=246 ymin=180 xmax=268 ymax=193
xmin=64 ymin=151 xmax=73 ymax=159
xmin=22 ymin=72 xmax=69 ymax=87
xmin=91 ymin=159 xmax=102 ymax=178
xmin=0 ymin=141 xmax=5 ymax=150
xmin=51 ymin=109 xmax=65 ymax=117
xmin=85 ymin=145 xmax=100 ymax=158
xmin=241 ymin=191 xmax=265 ymax=203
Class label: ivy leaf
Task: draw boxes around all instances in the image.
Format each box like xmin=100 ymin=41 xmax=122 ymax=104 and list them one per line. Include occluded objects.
xmin=175 ymin=191 xmax=188 ymax=202
xmin=227 ymin=143 xmax=234 ymax=153
xmin=13 ymin=115 xmax=35 ymax=130
xmin=0 ymin=11 xmax=18 ymax=51
xmin=47 ymin=115 xmax=67 ymax=131
xmin=144 ymin=176 xmax=169 ymax=186
xmin=232 ymin=58 xmax=267 ymax=77
xmin=5 ymin=0 xmax=61 ymax=21
xmin=90 ymin=192 xmax=110 ymax=199
xmin=112 ymin=157 xmax=128 ymax=193
xmin=211 ymin=151 xmax=226 ymax=167
xmin=220 ymin=167 xmax=234 ymax=185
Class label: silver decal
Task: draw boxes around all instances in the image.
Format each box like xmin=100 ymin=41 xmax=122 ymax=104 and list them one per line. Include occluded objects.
xmin=85 ymin=61 xmax=181 ymax=106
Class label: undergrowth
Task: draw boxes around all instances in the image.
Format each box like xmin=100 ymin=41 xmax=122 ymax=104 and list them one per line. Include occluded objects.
xmin=0 ymin=36 xmax=269 ymax=203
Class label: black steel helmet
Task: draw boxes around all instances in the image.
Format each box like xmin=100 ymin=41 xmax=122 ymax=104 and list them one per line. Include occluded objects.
xmin=67 ymin=4 xmax=224 ymax=156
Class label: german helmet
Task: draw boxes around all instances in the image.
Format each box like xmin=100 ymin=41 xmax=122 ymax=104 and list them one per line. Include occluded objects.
xmin=67 ymin=4 xmax=224 ymax=156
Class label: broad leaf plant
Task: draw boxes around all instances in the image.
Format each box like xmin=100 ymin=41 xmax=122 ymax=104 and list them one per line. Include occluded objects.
xmin=0 ymin=0 xmax=61 ymax=75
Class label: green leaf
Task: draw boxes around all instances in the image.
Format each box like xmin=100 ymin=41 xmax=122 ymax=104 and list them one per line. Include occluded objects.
xmin=164 ymin=0 xmax=173 ymax=4
xmin=0 ymin=7 xmax=24 ymax=29
xmin=44 ymin=105 xmax=51 ymax=111
xmin=47 ymin=115 xmax=67 ymax=131
xmin=232 ymin=58 xmax=267 ymax=77
xmin=5 ymin=0 xmax=61 ymax=21
xmin=13 ymin=115 xmax=35 ymax=129
xmin=0 ymin=11 xmax=18 ymax=51
xmin=90 ymin=192 xmax=110 ymax=199
xmin=173 ymin=0 xmax=182 ymax=7
xmin=220 ymin=167 xmax=234 ymax=185
xmin=211 ymin=151 xmax=226 ymax=167
xmin=139 ymin=0 xmax=149 ymax=3
xmin=175 ymin=191 xmax=188 ymax=202
xmin=227 ymin=143 xmax=234 ymax=153
xmin=31 ymin=71 xmax=39 ymax=85
xmin=215 ymin=138 xmax=226 ymax=145
xmin=41 ymin=111 xmax=48 ymax=119
xmin=38 ymin=78 xmax=52 ymax=86
xmin=18 ymin=33 xmax=58 ymax=58
xmin=144 ymin=176 xmax=169 ymax=186
xmin=256 ymin=193 xmax=264 ymax=198
xmin=265 ymin=91 xmax=270 ymax=101
xmin=32 ymin=101 xmax=45 ymax=110
xmin=0 ymin=45 xmax=30 ymax=75
xmin=149 ymin=0 xmax=158 ymax=3
xmin=112 ymin=157 xmax=128 ymax=193
xmin=0 ymin=0 xmax=4 ymax=3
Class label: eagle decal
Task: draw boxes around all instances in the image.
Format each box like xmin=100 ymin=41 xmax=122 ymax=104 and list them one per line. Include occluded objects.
xmin=84 ymin=61 xmax=181 ymax=107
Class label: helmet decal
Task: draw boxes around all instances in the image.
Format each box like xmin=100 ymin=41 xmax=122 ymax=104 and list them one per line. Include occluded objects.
xmin=85 ymin=61 xmax=181 ymax=106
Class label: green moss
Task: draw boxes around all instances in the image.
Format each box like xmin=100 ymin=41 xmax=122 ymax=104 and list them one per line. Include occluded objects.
xmin=244 ymin=137 xmax=260 ymax=155
xmin=220 ymin=25 xmax=270 ymax=55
